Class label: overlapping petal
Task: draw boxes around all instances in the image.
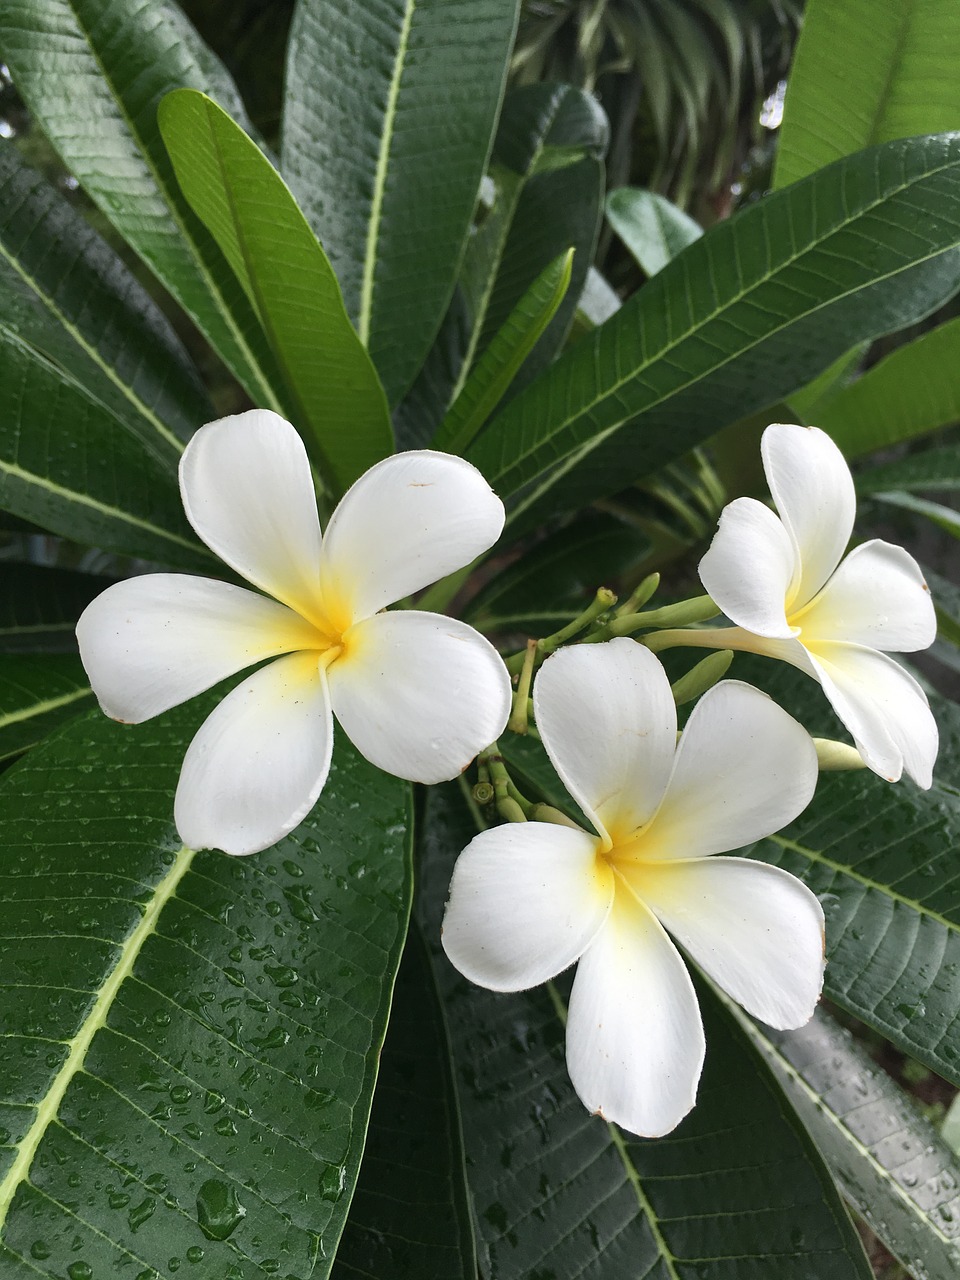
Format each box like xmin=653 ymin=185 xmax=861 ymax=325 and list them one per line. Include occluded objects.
xmin=174 ymin=652 xmax=333 ymax=857
xmin=698 ymin=498 xmax=798 ymax=638
xmin=327 ymin=610 xmax=511 ymax=784
xmin=533 ymin=640 xmax=676 ymax=845
xmin=179 ymin=410 xmax=326 ymax=625
xmin=762 ymin=423 xmax=855 ymax=608
xmin=633 ymin=681 xmax=818 ymax=862
xmin=808 ymin=643 xmax=938 ymax=788
xmin=76 ymin=575 xmax=324 ymax=722
xmin=796 ymin=540 xmax=936 ymax=652
xmin=320 ymin=451 xmax=505 ymax=618
xmin=442 ymin=824 xmax=613 ymax=992
xmin=635 ymin=857 xmax=825 ymax=1029
xmin=566 ymin=888 xmax=704 ymax=1137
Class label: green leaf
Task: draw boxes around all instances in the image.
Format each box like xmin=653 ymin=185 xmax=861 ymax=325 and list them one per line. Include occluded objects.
xmin=787 ymin=344 xmax=868 ymax=423
xmin=416 ymin=784 xmax=873 ymax=1280
xmin=0 ymin=655 xmax=92 ymax=762
xmin=467 ymin=134 xmax=960 ymax=530
xmin=465 ymin=510 xmax=650 ymax=634
xmin=282 ymin=0 xmax=520 ymax=406
xmin=158 ymin=89 xmax=392 ymax=495
xmin=775 ymin=0 xmax=960 ymax=189
xmin=332 ymin=923 xmax=475 ymax=1280
xmin=573 ymin=266 xmax=622 ymax=333
xmin=433 ymin=249 xmax=574 ymax=455
xmin=873 ymin=490 xmax=960 ymax=538
xmin=0 ymin=144 xmax=210 ymax=466
xmin=0 ymin=333 xmax=213 ymax=570
xmin=0 ymin=698 xmax=412 ymax=1277
xmin=816 ymin=317 xmax=960 ymax=456
xmin=744 ymin=1007 xmax=960 ymax=1280
xmin=0 ymin=0 xmax=283 ymax=410
xmin=605 ymin=188 xmax=703 ymax=277
xmin=0 ymin=564 xmax=116 ymax=653
xmin=858 ymin=444 xmax=960 ymax=494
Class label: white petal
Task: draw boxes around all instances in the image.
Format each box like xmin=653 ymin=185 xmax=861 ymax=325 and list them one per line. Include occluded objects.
xmin=327 ymin=610 xmax=511 ymax=783
xmin=762 ymin=423 xmax=856 ymax=609
xmin=441 ymin=823 xmax=613 ymax=991
xmin=533 ymin=640 xmax=677 ymax=845
xmin=698 ymin=498 xmax=798 ymax=638
xmin=175 ymin=652 xmax=333 ymax=856
xmin=179 ymin=410 xmax=326 ymax=623
xmin=797 ymin=540 xmax=937 ymax=653
xmin=632 ymin=681 xmax=818 ymax=861
xmin=566 ymin=888 xmax=704 ymax=1137
xmin=319 ymin=451 xmax=505 ymax=618
xmin=76 ymin=574 xmax=323 ymax=722
xmin=635 ymin=857 xmax=825 ymax=1029
xmin=807 ymin=643 xmax=939 ymax=788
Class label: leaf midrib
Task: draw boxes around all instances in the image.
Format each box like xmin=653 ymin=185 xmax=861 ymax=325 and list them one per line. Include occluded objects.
xmin=0 ymin=844 xmax=196 ymax=1233
xmin=0 ymin=683 xmax=91 ymax=731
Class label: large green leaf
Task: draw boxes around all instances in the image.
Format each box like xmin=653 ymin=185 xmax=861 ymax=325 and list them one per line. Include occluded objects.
xmin=332 ymin=924 xmax=475 ymax=1280
xmin=605 ymin=188 xmax=703 ymax=278
xmin=858 ymin=443 xmax=960 ymax=494
xmin=159 ymin=90 xmax=393 ymax=495
xmin=0 ymin=144 xmax=210 ymax=466
xmin=816 ymin=317 xmax=960 ymax=456
xmin=416 ymin=785 xmax=872 ymax=1279
xmin=745 ymin=1007 xmax=960 ymax=1280
xmin=467 ymin=134 xmax=960 ymax=529
xmin=0 ymin=565 xmax=116 ymax=653
xmin=0 ymin=655 xmax=92 ymax=762
xmin=0 ymin=333 xmax=214 ymax=570
xmin=281 ymin=0 xmax=519 ymax=406
xmin=775 ymin=0 xmax=960 ymax=189
xmin=0 ymin=697 xmax=412 ymax=1277
xmin=0 ymin=0 xmax=283 ymax=409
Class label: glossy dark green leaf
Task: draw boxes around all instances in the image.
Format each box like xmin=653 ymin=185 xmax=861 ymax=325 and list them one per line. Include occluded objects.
xmin=468 ymin=134 xmax=960 ymax=530
xmin=282 ymin=0 xmax=519 ymax=406
xmin=873 ymin=490 xmax=960 ymax=538
xmin=745 ymin=1007 xmax=960 ymax=1280
xmin=0 ymin=145 xmax=210 ymax=466
xmin=416 ymin=784 xmax=872 ymax=1280
xmin=433 ymin=249 xmax=574 ymax=455
xmin=0 ymin=564 xmax=116 ymax=653
xmin=817 ymin=317 xmax=960 ymax=457
xmin=0 ymin=0 xmax=283 ymax=409
xmin=605 ymin=188 xmax=703 ymax=277
xmin=0 ymin=334 xmax=213 ymax=570
xmin=775 ymin=0 xmax=960 ymax=189
xmin=0 ymin=696 xmax=412 ymax=1278
xmin=465 ymin=510 xmax=650 ymax=634
xmin=332 ymin=924 xmax=475 ymax=1280
xmin=0 ymin=655 xmax=93 ymax=762
xmin=158 ymin=90 xmax=392 ymax=494
xmin=858 ymin=444 xmax=960 ymax=494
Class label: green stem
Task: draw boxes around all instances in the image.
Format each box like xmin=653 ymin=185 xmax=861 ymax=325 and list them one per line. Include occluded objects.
xmin=504 ymin=587 xmax=617 ymax=675
xmin=507 ymin=640 xmax=537 ymax=734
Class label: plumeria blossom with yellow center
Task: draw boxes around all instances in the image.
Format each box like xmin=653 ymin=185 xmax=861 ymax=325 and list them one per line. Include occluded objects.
xmin=666 ymin=423 xmax=937 ymax=788
xmin=77 ymin=410 xmax=512 ymax=856
xmin=442 ymin=639 xmax=825 ymax=1138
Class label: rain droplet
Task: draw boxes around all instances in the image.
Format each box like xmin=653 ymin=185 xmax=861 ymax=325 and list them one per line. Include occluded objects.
xmin=128 ymin=1197 xmax=156 ymax=1231
xmin=196 ymin=1179 xmax=246 ymax=1241
xmin=67 ymin=1263 xmax=93 ymax=1280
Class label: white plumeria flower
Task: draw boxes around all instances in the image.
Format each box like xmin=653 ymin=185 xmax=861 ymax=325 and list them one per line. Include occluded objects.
xmin=442 ymin=639 xmax=824 ymax=1138
xmin=77 ymin=410 xmax=512 ymax=856
xmin=695 ymin=423 xmax=938 ymax=788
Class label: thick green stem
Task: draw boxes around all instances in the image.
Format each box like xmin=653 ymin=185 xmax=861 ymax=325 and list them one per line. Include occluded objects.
xmin=507 ymin=639 xmax=537 ymax=734
xmin=504 ymin=587 xmax=617 ymax=675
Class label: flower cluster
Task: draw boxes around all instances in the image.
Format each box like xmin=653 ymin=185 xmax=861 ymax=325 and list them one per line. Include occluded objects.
xmin=78 ymin=414 xmax=937 ymax=1138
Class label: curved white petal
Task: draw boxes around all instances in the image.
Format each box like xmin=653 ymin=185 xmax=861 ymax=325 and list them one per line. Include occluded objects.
xmin=76 ymin=575 xmax=323 ymax=723
xmin=698 ymin=498 xmax=798 ymax=638
xmin=566 ymin=888 xmax=704 ymax=1137
xmin=632 ymin=681 xmax=818 ymax=861
xmin=808 ymin=643 xmax=938 ymax=788
xmin=319 ymin=451 xmax=505 ymax=619
xmin=761 ymin=423 xmax=855 ymax=609
xmin=175 ymin=652 xmax=333 ymax=856
xmin=635 ymin=857 xmax=825 ymax=1029
xmin=179 ymin=411 xmax=325 ymax=624
xmin=797 ymin=540 xmax=937 ymax=653
xmin=533 ymin=640 xmax=677 ymax=846
xmin=442 ymin=823 xmax=613 ymax=991
xmin=327 ymin=610 xmax=511 ymax=784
